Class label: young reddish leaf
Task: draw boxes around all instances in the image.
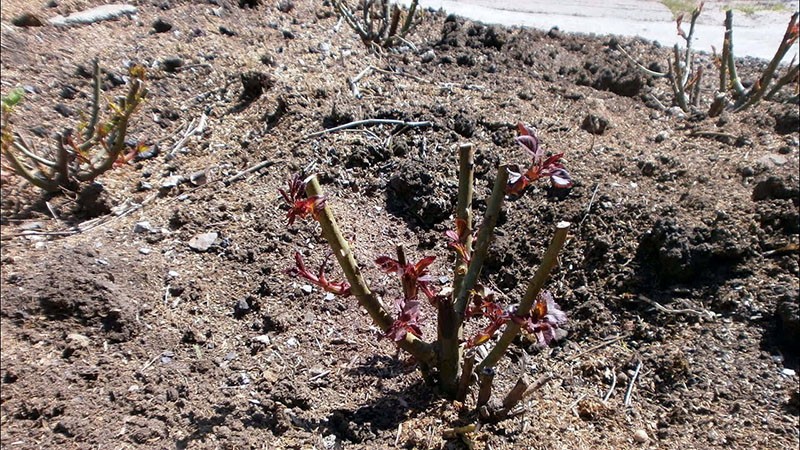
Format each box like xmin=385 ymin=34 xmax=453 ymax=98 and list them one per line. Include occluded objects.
xmin=278 ymin=173 xmax=326 ymax=225
xmin=287 ymin=252 xmax=351 ymax=297
xmin=506 ymin=124 xmax=573 ymax=195
xmin=374 ymin=254 xmax=436 ymax=301
xmin=384 ymin=299 xmax=423 ymax=341
xmin=446 ymin=218 xmax=472 ymax=265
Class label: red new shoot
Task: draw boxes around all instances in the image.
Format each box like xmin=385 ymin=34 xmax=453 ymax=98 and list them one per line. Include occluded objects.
xmin=279 ymin=173 xmax=326 ymax=225
xmin=446 ymin=218 xmax=472 ymax=266
xmin=466 ymin=287 xmax=567 ymax=348
xmin=375 ymin=254 xmax=437 ymax=302
xmin=507 ymin=123 xmax=573 ymax=195
xmin=287 ymin=252 xmax=351 ymax=297
xmin=385 ymin=298 xmax=423 ymax=341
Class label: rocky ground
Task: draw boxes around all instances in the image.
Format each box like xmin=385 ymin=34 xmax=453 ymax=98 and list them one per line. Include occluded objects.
xmin=0 ymin=1 xmax=798 ymax=449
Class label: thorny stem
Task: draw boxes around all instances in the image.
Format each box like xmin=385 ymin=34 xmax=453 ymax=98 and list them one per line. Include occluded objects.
xmin=452 ymin=143 xmax=474 ymax=299
xmin=438 ymin=143 xmax=475 ymax=398
xmin=477 ymin=221 xmax=570 ymax=372
xmin=456 ymin=350 xmax=476 ymax=402
xmin=305 ymin=176 xmax=436 ymax=370
xmin=454 ymin=166 xmax=509 ymax=317
xmin=735 ymin=12 xmax=800 ymax=112
xmin=765 ymin=63 xmax=799 ymax=100
xmin=399 ymin=0 xmax=418 ymax=38
xmin=724 ymin=10 xmax=747 ymax=97
xmin=83 ymin=58 xmax=101 ymax=143
xmin=477 ymin=367 xmax=495 ymax=407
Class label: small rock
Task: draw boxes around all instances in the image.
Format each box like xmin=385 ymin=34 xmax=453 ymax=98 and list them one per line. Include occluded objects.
xmin=300 ymin=284 xmax=313 ymax=294
xmin=168 ymin=270 xmax=179 ymax=278
xmin=20 ymin=221 xmax=43 ymax=231
xmin=757 ymin=154 xmax=788 ymax=168
xmin=139 ymin=247 xmax=151 ymax=255
xmin=60 ymin=85 xmax=79 ymax=99
xmin=581 ymin=113 xmax=610 ymax=135
xmin=666 ymin=106 xmax=686 ymax=119
xmin=285 ymin=337 xmax=299 ymax=348
xmin=12 ymin=12 xmax=44 ymax=27
xmin=188 ymin=232 xmax=218 ymax=252
xmin=219 ymin=26 xmax=236 ymax=36
xmin=162 ymin=57 xmax=183 ymax=73
xmin=282 ymin=29 xmax=295 ymax=39
xmin=189 ymin=170 xmax=207 ymax=186
xmin=152 ymin=18 xmax=172 ymax=33
xmin=633 ymin=429 xmax=650 ymax=444
xmin=133 ymin=221 xmax=155 ymax=233
xmin=252 ymin=334 xmax=271 ymax=345
xmin=66 ymin=333 xmax=91 ymax=349
xmin=421 ymin=49 xmax=436 ymax=63
xmin=160 ymin=351 xmax=174 ymax=364
xmin=781 ymin=368 xmax=796 ymax=377
xmin=654 ymin=131 xmax=669 ymax=143
xmin=234 ymin=298 xmax=250 ymax=316
xmin=161 ymin=175 xmax=184 ymax=190
xmin=54 ymin=104 xmax=73 ymax=117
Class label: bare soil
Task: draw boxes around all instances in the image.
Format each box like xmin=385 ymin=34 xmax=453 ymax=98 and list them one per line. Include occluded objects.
xmin=1 ymin=1 xmax=798 ymax=449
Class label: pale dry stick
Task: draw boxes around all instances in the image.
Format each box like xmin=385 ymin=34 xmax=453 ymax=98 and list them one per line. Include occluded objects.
xmin=170 ymin=112 xmax=207 ymax=155
xmin=623 ymin=360 xmax=643 ymax=407
xmin=578 ymin=183 xmax=600 ymax=228
xmin=522 ymin=373 xmax=556 ymax=399
xmin=224 ymin=160 xmax=278 ymax=185
xmin=603 ymin=369 xmax=617 ymax=402
xmin=615 ymin=44 xmax=667 ymax=78
xmin=304 ymin=119 xmax=431 ymax=139
xmin=637 ymin=295 xmax=714 ymax=320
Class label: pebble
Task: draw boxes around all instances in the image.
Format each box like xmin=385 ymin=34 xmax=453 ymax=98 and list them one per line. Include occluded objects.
xmin=138 ymin=247 xmax=151 ymax=255
xmin=168 ymin=270 xmax=179 ymax=278
xmin=421 ymin=49 xmax=436 ymax=63
xmin=161 ymin=175 xmax=184 ymax=190
xmin=152 ymin=18 xmax=172 ymax=33
xmin=654 ymin=131 xmax=669 ymax=143
xmin=252 ymin=334 xmax=271 ymax=345
xmin=300 ymin=284 xmax=313 ymax=294
xmin=134 ymin=221 xmax=155 ymax=233
xmin=286 ymin=337 xmax=299 ymax=348
xmin=66 ymin=333 xmax=91 ymax=348
xmin=781 ymin=368 xmax=796 ymax=377
xmin=162 ymin=57 xmax=183 ymax=73
xmin=21 ymin=221 xmax=43 ymax=231
xmin=633 ymin=429 xmax=650 ymax=443
xmin=188 ymin=232 xmax=218 ymax=252
xmin=12 ymin=12 xmax=44 ymax=27
xmin=757 ymin=154 xmax=787 ymax=168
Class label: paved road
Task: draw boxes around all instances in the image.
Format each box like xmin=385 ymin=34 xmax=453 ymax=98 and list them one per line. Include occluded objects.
xmin=401 ymin=0 xmax=799 ymax=61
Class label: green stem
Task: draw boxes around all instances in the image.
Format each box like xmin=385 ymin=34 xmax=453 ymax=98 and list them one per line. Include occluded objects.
xmin=724 ymin=10 xmax=746 ymax=97
xmin=735 ymin=12 xmax=799 ymax=112
xmin=438 ymin=143 xmax=475 ymax=398
xmin=476 ymin=221 xmax=570 ymax=372
xmin=306 ymin=176 xmax=436 ymax=370
xmin=454 ymin=166 xmax=509 ymax=317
